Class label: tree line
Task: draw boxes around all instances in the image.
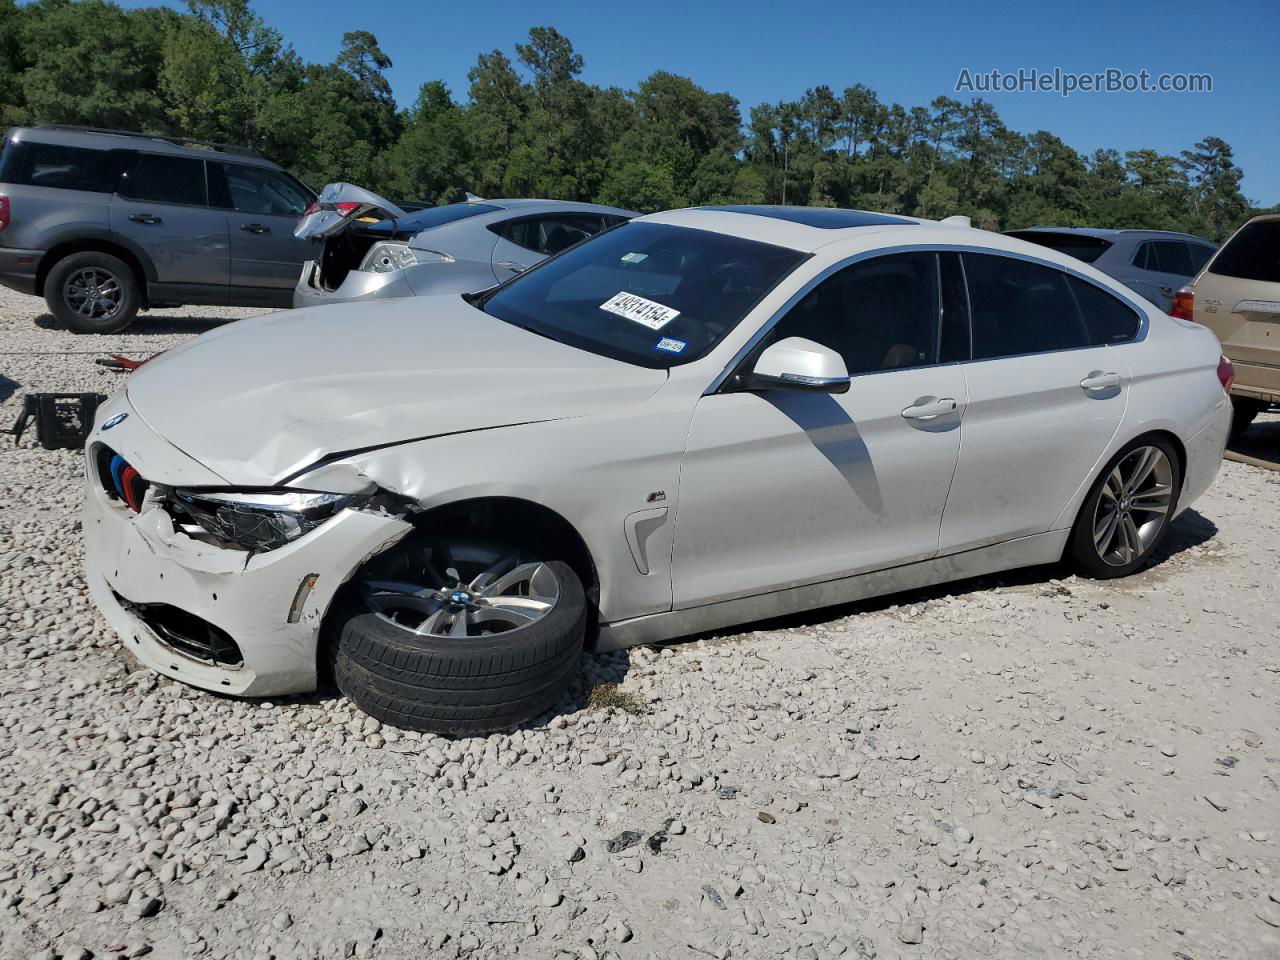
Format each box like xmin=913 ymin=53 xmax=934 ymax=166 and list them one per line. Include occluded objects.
xmin=1 ymin=0 xmax=1270 ymax=241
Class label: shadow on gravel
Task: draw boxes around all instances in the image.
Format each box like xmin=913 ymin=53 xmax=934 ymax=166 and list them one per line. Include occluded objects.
xmin=1229 ymin=417 xmax=1280 ymax=466
xmin=34 ymin=311 xmax=238 ymax=336
xmin=203 ymin=652 xmax=634 ymax=742
xmin=0 ymin=375 xmax=18 ymax=403
xmin=677 ymin=507 xmax=1220 ymax=646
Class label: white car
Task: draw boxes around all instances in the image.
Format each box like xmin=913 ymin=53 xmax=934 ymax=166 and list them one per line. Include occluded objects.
xmin=83 ymin=205 xmax=1233 ymax=734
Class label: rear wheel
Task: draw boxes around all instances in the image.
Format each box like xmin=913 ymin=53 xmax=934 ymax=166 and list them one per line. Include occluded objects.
xmin=1068 ymin=437 xmax=1181 ymax=579
xmin=329 ymin=538 xmax=586 ymax=735
xmin=45 ymin=251 xmax=140 ymax=333
xmin=1229 ymin=397 xmax=1264 ymax=439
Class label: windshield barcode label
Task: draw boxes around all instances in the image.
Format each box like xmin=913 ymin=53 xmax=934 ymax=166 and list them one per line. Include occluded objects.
xmin=600 ymin=292 xmax=680 ymax=330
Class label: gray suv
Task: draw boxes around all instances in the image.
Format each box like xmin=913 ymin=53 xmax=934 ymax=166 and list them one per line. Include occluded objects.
xmin=1005 ymin=227 xmax=1216 ymax=313
xmin=0 ymin=125 xmax=316 ymax=332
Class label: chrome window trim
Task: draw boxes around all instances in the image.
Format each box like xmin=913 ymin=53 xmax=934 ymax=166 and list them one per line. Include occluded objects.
xmin=707 ymin=242 xmax=1150 ymax=395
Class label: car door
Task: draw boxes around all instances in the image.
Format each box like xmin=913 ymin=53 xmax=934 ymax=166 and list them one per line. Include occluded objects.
xmin=671 ymin=251 xmax=970 ymax=607
xmin=109 ymin=152 xmax=229 ymax=302
xmin=1128 ymin=239 xmax=1196 ymax=310
xmin=938 ymin=252 xmax=1138 ymax=553
xmin=210 ymin=162 xmax=315 ymax=300
xmin=489 ymin=213 xmax=611 ymax=282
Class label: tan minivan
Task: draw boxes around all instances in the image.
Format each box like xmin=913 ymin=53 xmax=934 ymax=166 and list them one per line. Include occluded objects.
xmin=1174 ymin=214 xmax=1280 ymax=436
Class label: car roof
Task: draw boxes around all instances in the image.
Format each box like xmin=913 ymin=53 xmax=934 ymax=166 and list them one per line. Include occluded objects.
xmin=638 ymin=206 xmax=930 ymax=253
xmin=5 ymin=125 xmax=284 ymax=171
xmin=1008 ymin=226 xmax=1211 ymax=243
xmin=474 ymin=198 xmax=637 ymax=216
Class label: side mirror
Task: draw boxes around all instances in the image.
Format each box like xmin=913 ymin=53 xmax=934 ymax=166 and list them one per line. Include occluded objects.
xmin=744 ymin=337 xmax=851 ymax=394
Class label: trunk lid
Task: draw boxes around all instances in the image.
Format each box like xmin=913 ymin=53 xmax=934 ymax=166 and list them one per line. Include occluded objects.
xmin=294 ymin=182 xmax=408 ymax=240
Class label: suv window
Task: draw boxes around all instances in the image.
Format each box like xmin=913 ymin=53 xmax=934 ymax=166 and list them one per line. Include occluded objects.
xmin=963 ymin=253 xmax=1091 ymax=359
xmin=211 ymin=162 xmax=310 ymax=216
xmin=118 ymin=154 xmax=207 ymax=206
xmin=1187 ymin=243 xmax=1215 ymax=273
xmin=1005 ymin=231 xmax=1111 ymax=264
xmin=0 ymin=141 xmax=133 ymax=193
xmin=495 ymin=214 xmax=609 ymax=255
xmin=1135 ymin=239 xmax=1195 ymax=276
xmin=766 ymin=252 xmax=946 ymax=376
xmin=1207 ymin=221 xmax=1280 ymax=283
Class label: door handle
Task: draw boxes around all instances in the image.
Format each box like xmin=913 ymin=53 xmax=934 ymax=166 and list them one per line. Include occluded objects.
xmin=496 ymin=261 xmax=528 ymax=274
xmin=128 ymin=213 xmax=161 ymax=225
xmin=1080 ymin=371 xmax=1122 ymax=391
xmin=240 ymin=223 xmax=270 ymax=234
xmin=901 ymin=397 xmax=958 ymax=421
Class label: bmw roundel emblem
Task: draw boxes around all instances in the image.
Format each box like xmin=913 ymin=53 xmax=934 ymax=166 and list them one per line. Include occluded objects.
xmin=102 ymin=412 xmax=128 ymax=431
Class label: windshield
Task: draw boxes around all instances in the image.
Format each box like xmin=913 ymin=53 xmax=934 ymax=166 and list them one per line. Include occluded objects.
xmin=481 ymin=221 xmax=808 ymax=368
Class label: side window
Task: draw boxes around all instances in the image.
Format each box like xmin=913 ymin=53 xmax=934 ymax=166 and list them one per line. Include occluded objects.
xmin=963 ymin=253 xmax=1090 ymax=359
xmin=500 ymin=214 xmax=605 ymax=255
xmin=1187 ymin=242 xmax=1215 ymax=273
xmin=1 ymin=142 xmax=132 ymax=192
xmin=1151 ymin=240 xmax=1194 ymax=276
xmin=214 ymin=163 xmax=311 ymax=216
xmin=118 ymin=154 xmax=207 ymax=206
xmin=1133 ymin=242 xmax=1153 ymax=271
xmin=1066 ymin=277 xmax=1142 ymax=345
xmin=767 ymin=252 xmax=941 ymax=376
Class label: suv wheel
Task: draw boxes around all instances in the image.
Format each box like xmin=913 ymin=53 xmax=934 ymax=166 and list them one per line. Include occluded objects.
xmin=329 ymin=538 xmax=587 ymax=735
xmin=46 ymin=251 xmax=140 ymax=333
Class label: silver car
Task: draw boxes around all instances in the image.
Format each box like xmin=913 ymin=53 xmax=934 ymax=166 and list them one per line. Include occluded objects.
xmin=292 ymin=183 xmax=635 ymax=307
xmin=1005 ymin=227 xmax=1215 ymax=313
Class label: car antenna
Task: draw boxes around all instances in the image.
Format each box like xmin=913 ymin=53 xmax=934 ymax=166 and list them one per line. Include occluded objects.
xmin=941 ymin=215 xmax=971 ymax=227
xmin=464 ymin=192 xmax=486 ymax=203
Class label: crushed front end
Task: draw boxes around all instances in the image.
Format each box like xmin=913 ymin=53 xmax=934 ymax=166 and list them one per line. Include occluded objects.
xmin=81 ymin=394 xmax=413 ymax=697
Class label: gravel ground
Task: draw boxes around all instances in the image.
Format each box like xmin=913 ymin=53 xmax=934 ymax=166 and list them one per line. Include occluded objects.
xmin=2 ymin=285 xmax=1279 ymax=960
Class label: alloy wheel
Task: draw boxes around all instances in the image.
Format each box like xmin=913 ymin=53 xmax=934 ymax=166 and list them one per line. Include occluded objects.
xmin=63 ymin=266 xmax=123 ymax=320
xmin=1091 ymin=445 xmax=1173 ymax=567
xmin=360 ymin=540 xmax=561 ymax=639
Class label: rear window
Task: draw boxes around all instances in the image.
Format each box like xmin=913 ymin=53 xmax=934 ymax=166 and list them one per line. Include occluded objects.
xmin=1006 ymin=231 xmax=1112 ymax=264
xmin=1208 ymin=221 xmax=1280 ymax=283
xmin=400 ymin=203 xmax=500 ymax=233
xmin=0 ymin=140 xmax=133 ymax=193
xmin=118 ymin=154 xmax=208 ymax=206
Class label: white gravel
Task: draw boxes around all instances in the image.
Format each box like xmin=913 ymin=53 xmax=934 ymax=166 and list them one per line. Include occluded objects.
xmin=2 ymin=286 xmax=1279 ymax=960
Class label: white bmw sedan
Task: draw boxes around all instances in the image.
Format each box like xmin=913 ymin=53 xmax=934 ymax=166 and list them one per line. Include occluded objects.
xmin=82 ymin=205 xmax=1233 ymax=733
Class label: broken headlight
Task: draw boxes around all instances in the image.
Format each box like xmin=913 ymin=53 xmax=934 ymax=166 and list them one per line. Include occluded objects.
xmin=170 ymin=490 xmax=361 ymax=552
xmin=361 ymin=242 xmax=454 ymax=274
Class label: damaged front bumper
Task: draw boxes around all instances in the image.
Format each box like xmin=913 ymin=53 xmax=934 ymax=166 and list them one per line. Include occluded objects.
xmin=82 ymin=398 xmax=413 ymax=697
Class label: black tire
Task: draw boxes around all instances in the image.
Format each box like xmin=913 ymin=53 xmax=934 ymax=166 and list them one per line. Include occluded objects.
xmin=45 ymin=251 xmax=141 ymax=334
xmin=331 ymin=557 xmax=586 ymax=735
xmin=1229 ymin=397 xmax=1263 ymax=439
xmin=1068 ymin=435 xmax=1182 ymax=579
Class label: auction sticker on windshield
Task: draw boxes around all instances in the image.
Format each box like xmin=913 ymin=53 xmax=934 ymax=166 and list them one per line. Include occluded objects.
xmin=600 ymin=291 xmax=680 ymax=330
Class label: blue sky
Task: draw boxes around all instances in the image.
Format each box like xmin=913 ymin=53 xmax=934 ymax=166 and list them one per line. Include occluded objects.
xmin=118 ymin=0 xmax=1280 ymax=204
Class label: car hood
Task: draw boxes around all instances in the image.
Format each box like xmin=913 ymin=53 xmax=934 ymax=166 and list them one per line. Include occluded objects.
xmin=126 ymin=296 xmax=667 ymax=487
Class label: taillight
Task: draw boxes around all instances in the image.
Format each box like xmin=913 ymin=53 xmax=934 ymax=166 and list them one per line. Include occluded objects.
xmin=1170 ymin=287 xmax=1195 ymax=322
xmin=1217 ymin=355 xmax=1234 ymax=394
xmin=0 ymin=195 xmax=10 ymax=231
xmin=335 ymin=201 xmax=362 ymax=217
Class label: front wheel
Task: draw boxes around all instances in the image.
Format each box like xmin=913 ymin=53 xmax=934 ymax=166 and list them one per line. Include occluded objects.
xmin=329 ymin=538 xmax=586 ymax=735
xmin=1068 ymin=437 xmax=1182 ymax=579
